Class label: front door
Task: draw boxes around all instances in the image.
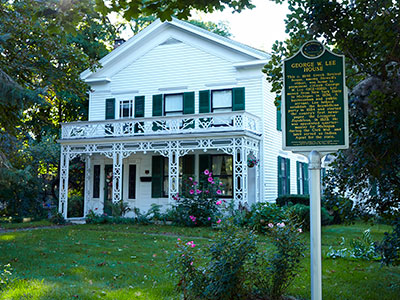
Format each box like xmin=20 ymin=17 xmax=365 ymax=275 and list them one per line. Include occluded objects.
xmin=104 ymin=164 xmax=113 ymax=215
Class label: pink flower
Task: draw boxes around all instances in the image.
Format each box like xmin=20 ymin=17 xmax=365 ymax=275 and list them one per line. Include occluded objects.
xmin=177 ymin=238 xmax=181 ymax=241
xmin=277 ymin=222 xmax=285 ymax=228
xmin=217 ymin=190 xmax=222 ymax=195
xmin=190 ymin=261 xmax=193 ymax=266
xmin=189 ymin=177 xmax=193 ymax=181
xmin=219 ymin=182 xmax=223 ymax=186
xmin=217 ymin=219 xmax=221 ymax=224
xmin=268 ymin=223 xmax=274 ymax=228
xmin=189 ymin=189 xmax=194 ymax=195
xmin=211 ymin=181 xmax=215 ymax=184
xmin=208 ymin=177 xmax=213 ymax=183
xmin=182 ymin=254 xmax=185 ymax=257
xmin=193 ymin=181 xmax=198 ymax=186
xmin=204 ymin=170 xmax=209 ymax=175
xmin=205 ymin=190 xmax=209 ymax=194
xmin=216 ymin=200 xmax=222 ymax=205
xmin=209 ymin=172 xmax=212 ymax=176
xmin=207 ymin=217 xmax=211 ymax=221
xmin=196 ymin=189 xmax=201 ymax=194
xmin=189 ymin=216 xmax=196 ymax=222
xmin=191 ymin=244 xmax=196 ymax=248
xmin=298 ymin=228 xmax=302 ymax=233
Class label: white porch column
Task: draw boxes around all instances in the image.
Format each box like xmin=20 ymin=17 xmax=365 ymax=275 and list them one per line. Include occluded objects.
xmin=59 ymin=145 xmax=70 ymax=219
xmin=112 ymin=146 xmax=123 ymax=203
xmin=168 ymin=149 xmax=179 ymax=203
xmin=83 ymin=155 xmax=91 ymax=217
xmin=233 ymin=138 xmax=248 ymax=204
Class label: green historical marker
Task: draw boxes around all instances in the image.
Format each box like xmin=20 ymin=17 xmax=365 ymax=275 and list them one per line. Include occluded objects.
xmin=282 ymin=40 xmax=349 ymax=152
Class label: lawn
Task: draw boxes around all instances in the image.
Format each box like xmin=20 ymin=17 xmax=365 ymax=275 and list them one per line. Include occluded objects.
xmin=0 ymin=222 xmax=399 ymax=299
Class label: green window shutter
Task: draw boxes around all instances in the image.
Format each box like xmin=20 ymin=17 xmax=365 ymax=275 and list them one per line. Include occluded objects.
xmin=183 ymin=92 xmax=195 ymax=114
xmin=134 ymin=96 xmax=145 ymax=118
xmin=286 ymin=158 xmax=291 ymax=194
xmin=278 ymin=156 xmax=283 ymax=196
xmin=93 ymin=165 xmax=100 ymax=198
xmin=152 ymin=94 xmax=163 ymax=116
xmin=199 ymin=90 xmax=210 ymax=113
xmin=182 ymin=155 xmax=195 ymax=176
xmin=296 ymin=161 xmax=300 ymax=194
xmin=277 ymin=99 xmax=282 ymax=131
xmin=105 ymin=98 xmax=115 ymax=120
xmin=151 ymin=156 xmax=163 ymax=198
xmin=304 ymin=163 xmax=309 ymax=194
xmin=232 ymin=87 xmax=245 ymax=111
xmin=128 ymin=165 xmax=136 ymax=199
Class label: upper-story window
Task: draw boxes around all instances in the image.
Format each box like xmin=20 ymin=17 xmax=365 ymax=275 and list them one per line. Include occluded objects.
xmin=120 ymin=100 xmax=133 ymax=118
xmin=212 ymin=89 xmax=232 ymax=112
xmin=164 ymin=94 xmax=183 ymax=116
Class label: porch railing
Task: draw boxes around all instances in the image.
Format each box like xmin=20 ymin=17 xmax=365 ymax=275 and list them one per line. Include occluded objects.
xmin=61 ymin=111 xmax=261 ymax=140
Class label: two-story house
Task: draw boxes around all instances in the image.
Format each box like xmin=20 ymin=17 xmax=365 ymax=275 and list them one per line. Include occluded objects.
xmin=58 ymin=18 xmax=309 ymax=219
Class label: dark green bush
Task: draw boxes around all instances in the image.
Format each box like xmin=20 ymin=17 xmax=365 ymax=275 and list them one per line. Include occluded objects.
xmin=288 ymin=204 xmax=333 ymax=231
xmin=50 ymin=212 xmax=66 ymax=225
xmin=377 ymin=218 xmax=400 ymax=266
xmin=322 ymin=192 xmax=356 ymax=224
xmin=245 ymin=202 xmax=286 ymax=233
xmin=276 ymin=194 xmax=309 ymax=207
xmin=67 ymin=195 xmax=84 ymax=218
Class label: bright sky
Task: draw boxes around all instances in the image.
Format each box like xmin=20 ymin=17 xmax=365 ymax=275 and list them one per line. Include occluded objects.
xmin=192 ymin=0 xmax=289 ymax=52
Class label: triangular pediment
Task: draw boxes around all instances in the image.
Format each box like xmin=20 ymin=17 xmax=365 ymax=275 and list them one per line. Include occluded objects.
xmin=81 ymin=18 xmax=269 ymax=82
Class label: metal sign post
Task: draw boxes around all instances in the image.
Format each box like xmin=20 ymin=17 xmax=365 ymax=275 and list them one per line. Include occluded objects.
xmin=282 ymin=41 xmax=349 ymax=300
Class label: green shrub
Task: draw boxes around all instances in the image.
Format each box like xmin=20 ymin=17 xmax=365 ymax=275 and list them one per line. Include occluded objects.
xmin=245 ymin=202 xmax=286 ymax=233
xmin=377 ymin=218 xmax=400 ymax=266
xmin=170 ymin=218 xmax=306 ymax=300
xmin=110 ymin=200 xmax=131 ymax=217
xmin=50 ymin=212 xmax=66 ymax=225
xmin=288 ymin=204 xmax=333 ymax=231
xmin=276 ymin=194 xmax=309 ymax=207
xmin=322 ymin=192 xmax=356 ymax=224
xmin=67 ymin=195 xmax=83 ymax=218
xmin=250 ymin=219 xmax=306 ymax=300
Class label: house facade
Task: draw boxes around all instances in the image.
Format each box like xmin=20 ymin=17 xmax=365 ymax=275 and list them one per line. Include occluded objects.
xmin=58 ymin=19 xmax=309 ymax=219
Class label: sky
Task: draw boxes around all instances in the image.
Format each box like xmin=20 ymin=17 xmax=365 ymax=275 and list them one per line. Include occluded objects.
xmin=192 ymin=0 xmax=289 ymax=52
xmin=116 ymin=0 xmax=289 ymax=53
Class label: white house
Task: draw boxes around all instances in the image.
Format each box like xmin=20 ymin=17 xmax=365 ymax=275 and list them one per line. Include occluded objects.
xmin=58 ymin=18 xmax=309 ymax=219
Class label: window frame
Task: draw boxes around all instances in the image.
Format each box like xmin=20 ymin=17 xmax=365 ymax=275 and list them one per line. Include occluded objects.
xmin=279 ymin=157 xmax=290 ymax=196
xmin=298 ymin=162 xmax=305 ymax=195
xmin=119 ymin=99 xmax=133 ymax=119
xmin=163 ymin=93 xmax=184 ymax=116
xmin=211 ymin=89 xmax=233 ymax=112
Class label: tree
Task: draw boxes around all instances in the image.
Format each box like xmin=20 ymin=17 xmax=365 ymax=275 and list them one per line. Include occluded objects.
xmin=95 ymin=0 xmax=254 ymax=21
xmin=263 ymin=0 xmax=400 ymax=218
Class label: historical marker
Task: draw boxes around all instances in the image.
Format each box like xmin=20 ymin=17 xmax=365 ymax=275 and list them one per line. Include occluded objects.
xmin=282 ymin=41 xmax=349 ymax=300
xmin=282 ymin=40 xmax=349 ymax=152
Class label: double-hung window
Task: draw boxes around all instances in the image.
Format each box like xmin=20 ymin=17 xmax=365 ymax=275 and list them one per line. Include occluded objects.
xmin=297 ymin=162 xmax=309 ymax=195
xmin=120 ymin=100 xmax=133 ymax=118
xmin=212 ymin=89 xmax=232 ymax=112
xmin=164 ymin=94 xmax=183 ymax=116
xmin=278 ymin=156 xmax=290 ymax=196
xmin=211 ymin=155 xmax=233 ymax=197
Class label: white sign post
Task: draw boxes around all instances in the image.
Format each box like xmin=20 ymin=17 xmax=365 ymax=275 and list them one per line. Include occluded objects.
xmin=282 ymin=41 xmax=349 ymax=300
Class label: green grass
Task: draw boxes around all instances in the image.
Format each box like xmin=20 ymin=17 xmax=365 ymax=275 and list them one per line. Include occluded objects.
xmin=0 ymin=220 xmax=53 ymax=230
xmin=0 ymin=222 xmax=399 ymax=299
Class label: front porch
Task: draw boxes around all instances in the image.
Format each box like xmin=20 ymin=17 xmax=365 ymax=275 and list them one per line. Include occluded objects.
xmin=59 ymin=136 xmax=261 ymax=219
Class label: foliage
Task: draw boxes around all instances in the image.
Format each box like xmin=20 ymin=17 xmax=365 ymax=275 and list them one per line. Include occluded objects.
xmin=250 ymin=219 xmax=306 ymax=300
xmin=170 ymin=219 xmax=305 ymax=300
xmin=187 ymin=20 xmax=232 ymax=38
xmin=95 ymin=0 xmax=255 ymax=22
xmin=288 ymin=204 xmax=333 ymax=231
xmin=67 ymin=195 xmax=84 ymax=218
xmin=326 ymin=229 xmax=380 ymax=261
xmin=322 ymin=189 xmax=356 ymax=224
xmin=244 ymin=202 xmax=286 ymax=233
xmin=265 ymin=0 xmax=400 ymax=219
xmin=377 ymin=218 xmax=400 ymax=266
xmin=0 ymin=264 xmax=13 ymax=291
xmin=276 ymin=194 xmax=309 ymax=207
xmin=50 ymin=212 xmax=66 ymax=225
xmin=111 ymin=200 xmax=131 ymax=217
xmin=170 ymin=172 xmax=222 ymax=227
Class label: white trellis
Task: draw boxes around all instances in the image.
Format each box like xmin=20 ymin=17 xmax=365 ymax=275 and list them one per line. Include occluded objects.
xmin=59 ymin=136 xmax=261 ymax=218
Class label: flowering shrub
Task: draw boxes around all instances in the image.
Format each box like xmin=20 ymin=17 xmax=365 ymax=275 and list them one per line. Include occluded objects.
xmin=171 ymin=171 xmax=223 ymax=226
xmin=170 ymin=218 xmax=305 ymax=300
xmin=0 ymin=264 xmax=14 ymax=291
xmin=250 ymin=218 xmax=306 ymax=300
xmin=245 ymin=202 xmax=287 ymax=233
xmin=247 ymin=154 xmax=259 ymax=168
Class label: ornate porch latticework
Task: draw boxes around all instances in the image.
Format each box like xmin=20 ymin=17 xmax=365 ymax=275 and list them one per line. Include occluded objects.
xmin=59 ymin=136 xmax=260 ymax=219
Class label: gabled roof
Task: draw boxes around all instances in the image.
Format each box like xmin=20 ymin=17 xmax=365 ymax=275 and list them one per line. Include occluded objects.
xmin=81 ymin=18 xmax=270 ymax=81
